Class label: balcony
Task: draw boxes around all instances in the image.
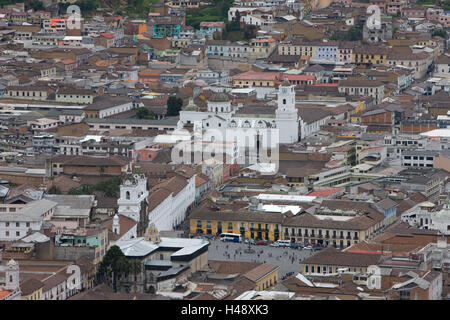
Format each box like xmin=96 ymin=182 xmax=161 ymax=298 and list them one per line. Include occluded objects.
xmin=325 ymin=234 xmax=330 ymax=239
xmin=339 ymin=235 xmax=344 ymax=239
xmin=332 ymin=234 xmax=337 ymax=239
xmin=346 ymin=235 xmax=351 ymax=239
xmin=353 ymin=236 xmax=359 ymax=240
xmin=251 ymin=227 xmax=269 ymax=232
xmin=317 ymin=234 xmax=323 ymax=239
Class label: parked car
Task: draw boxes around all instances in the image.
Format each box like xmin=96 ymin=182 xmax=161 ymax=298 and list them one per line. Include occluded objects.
xmin=303 ymin=245 xmax=313 ymax=250
xmin=201 ymin=235 xmax=213 ymax=240
xmin=256 ymin=240 xmax=269 ymax=246
xmin=271 ymin=240 xmax=291 ymax=247
xmin=290 ymin=243 xmax=299 ymax=249
xmin=314 ymin=246 xmax=324 ymax=251
xmin=270 ymin=242 xmax=279 ymax=247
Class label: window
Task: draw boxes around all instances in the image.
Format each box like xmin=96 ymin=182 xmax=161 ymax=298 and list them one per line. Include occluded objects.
xmin=399 ymin=291 xmax=410 ymax=300
xmin=16 ymin=231 xmax=20 ymax=237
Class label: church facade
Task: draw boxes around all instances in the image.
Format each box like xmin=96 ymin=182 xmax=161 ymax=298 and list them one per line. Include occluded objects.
xmin=178 ymin=82 xmax=300 ymax=146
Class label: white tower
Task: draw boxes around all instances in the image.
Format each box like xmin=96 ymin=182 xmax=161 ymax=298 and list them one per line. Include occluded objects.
xmin=112 ymin=214 xmax=120 ymax=235
xmin=5 ymin=259 xmax=19 ymax=291
xmin=117 ymin=174 xmax=149 ymax=222
xmin=275 ymin=79 xmax=299 ymax=144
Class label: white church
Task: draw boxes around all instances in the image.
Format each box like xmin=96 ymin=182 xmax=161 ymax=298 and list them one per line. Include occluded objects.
xmin=178 ymin=80 xmax=300 ymax=145
xmin=116 ymin=173 xmax=196 ymax=235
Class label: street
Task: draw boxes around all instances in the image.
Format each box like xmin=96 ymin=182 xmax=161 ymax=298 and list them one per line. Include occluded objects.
xmin=207 ymin=239 xmax=315 ymax=279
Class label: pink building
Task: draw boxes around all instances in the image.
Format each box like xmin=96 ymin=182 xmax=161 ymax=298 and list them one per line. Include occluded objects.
xmin=134 ymin=145 xmax=162 ymax=162
xmin=386 ymin=0 xmax=408 ymax=15
xmin=403 ymin=6 xmax=426 ymax=19
xmin=338 ymin=42 xmax=356 ymax=63
xmin=426 ymin=7 xmax=443 ymax=22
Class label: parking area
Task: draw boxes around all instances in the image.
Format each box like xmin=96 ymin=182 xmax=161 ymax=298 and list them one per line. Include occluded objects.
xmin=207 ymin=238 xmax=317 ymax=279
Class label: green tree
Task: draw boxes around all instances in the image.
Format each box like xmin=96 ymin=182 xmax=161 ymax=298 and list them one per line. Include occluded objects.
xmin=48 ymin=185 xmax=61 ymax=195
xmin=136 ymin=107 xmax=155 ymax=120
xmin=167 ymin=96 xmax=183 ymax=117
xmin=75 ymin=0 xmax=98 ymax=13
xmin=432 ymin=29 xmax=448 ymax=39
xmin=68 ymin=177 xmax=121 ymax=197
xmin=97 ymin=245 xmax=131 ymax=292
xmin=30 ymin=0 xmax=44 ymax=11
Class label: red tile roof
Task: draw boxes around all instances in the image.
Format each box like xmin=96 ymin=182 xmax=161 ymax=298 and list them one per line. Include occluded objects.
xmin=308 ymin=187 xmax=344 ymax=197
xmin=0 ymin=290 xmax=13 ymax=300
xmin=309 ymin=83 xmax=338 ymax=87
xmin=233 ymin=71 xmax=280 ymax=81
xmin=282 ymin=74 xmax=315 ymax=81
xmin=100 ymin=32 xmax=114 ymax=39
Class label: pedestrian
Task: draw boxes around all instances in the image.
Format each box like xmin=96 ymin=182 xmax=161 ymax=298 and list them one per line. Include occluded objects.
xmin=216 ymin=245 xmax=218 ymax=250
xmin=240 ymin=251 xmax=242 ymax=256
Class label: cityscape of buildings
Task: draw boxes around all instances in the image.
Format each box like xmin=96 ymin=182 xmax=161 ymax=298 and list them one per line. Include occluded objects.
xmin=0 ymin=0 xmax=449 ymax=302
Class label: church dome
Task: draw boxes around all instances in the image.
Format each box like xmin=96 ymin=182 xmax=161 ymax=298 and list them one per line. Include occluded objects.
xmin=184 ymin=99 xmax=198 ymax=111
xmin=209 ymin=92 xmax=230 ymax=103
xmin=280 ymin=78 xmax=291 ymax=87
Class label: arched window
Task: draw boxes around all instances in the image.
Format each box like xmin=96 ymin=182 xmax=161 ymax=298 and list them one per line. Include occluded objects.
xmin=126 ymin=191 xmax=130 ymax=200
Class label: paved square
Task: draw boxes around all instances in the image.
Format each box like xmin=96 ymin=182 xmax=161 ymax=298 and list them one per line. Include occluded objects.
xmin=207 ymin=239 xmax=316 ymax=278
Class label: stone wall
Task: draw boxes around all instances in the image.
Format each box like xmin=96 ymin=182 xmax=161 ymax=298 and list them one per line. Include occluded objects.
xmin=53 ymin=246 xmax=95 ymax=262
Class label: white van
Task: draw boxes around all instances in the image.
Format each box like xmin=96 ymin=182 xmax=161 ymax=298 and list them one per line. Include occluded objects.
xmin=270 ymin=240 xmax=291 ymax=247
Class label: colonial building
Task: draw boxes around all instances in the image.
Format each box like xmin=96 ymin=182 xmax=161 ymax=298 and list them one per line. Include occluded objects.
xmin=178 ymin=80 xmax=299 ymax=145
xmin=338 ymin=80 xmax=385 ymax=105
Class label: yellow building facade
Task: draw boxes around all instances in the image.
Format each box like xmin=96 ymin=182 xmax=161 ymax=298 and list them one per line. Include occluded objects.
xmin=251 ymin=267 xmax=279 ymax=291
xmin=278 ymin=42 xmax=316 ymax=58
xmin=353 ymin=47 xmax=388 ymax=65
xmin=189 ymin=210 xmax=283 ymax=241
xmin=21 ymin=286 xmax=43 ymax=300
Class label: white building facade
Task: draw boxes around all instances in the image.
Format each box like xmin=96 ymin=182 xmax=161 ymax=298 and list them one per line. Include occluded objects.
xmin=178 ymin=82 xmax=299 ymax=145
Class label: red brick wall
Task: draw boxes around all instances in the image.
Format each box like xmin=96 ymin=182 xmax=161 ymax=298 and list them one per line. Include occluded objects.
xmin=361 ymin=111 xmax=392 ymax=125
xmin=401 ymin=123 xmax=437 ymax=134
xmin=63 ymin=165 xmax=122 ymax=175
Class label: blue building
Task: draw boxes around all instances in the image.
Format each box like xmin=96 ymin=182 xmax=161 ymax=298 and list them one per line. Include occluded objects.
xmin=206 ymin=39 xmax=232 ymax=57
xmin=315 ymin=41 xmax=339 ymax=62
xmin=375 ymin=198 xmax=397 ymax=227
